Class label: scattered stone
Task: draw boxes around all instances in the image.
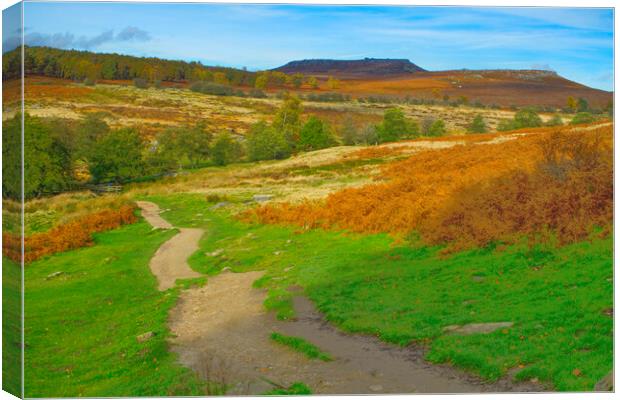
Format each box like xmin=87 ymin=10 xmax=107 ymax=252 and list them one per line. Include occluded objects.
xmin=369 ymin=384 xmax=384 ymax=392
xmin=136 ymin=331 xmax=154 ymax=343
xmin=443 ymin=321 xmax=514 ymax=335
xmin=273 ymin=251 xmax=282 ymax=256
xmin=594 ymin=370 xmax=613 ymax=391
xmin=253 ymin=194 xmax=273 ymax=203
xmin=46 ymin=271 xmax=63 ymax=280
xmin=207 ymin=249 xmax=224 ymax=257
xmin=210 ymin=201 xmax=230 ymax=210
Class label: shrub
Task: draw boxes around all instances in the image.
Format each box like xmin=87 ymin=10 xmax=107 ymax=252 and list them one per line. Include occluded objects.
xmin=246 ymin=121 xmax=290 ymax=161
xmin=3 ymin=205 xmax=138 ymax=263
xmin=83 ymin=78 xmax=95 ymax=86
xmin=133 ymin=78 xmax=149 ymax=89
xmin=248 ymin=88 xmax=267 ymax=98
xmin=570 ymin=112 xmax=595 ymax=125
xmin=190 ymin=81 xmax=234 ymax=96
xmin=546 ymin=114 xmax=564 ymax=127
xmin=513 ymin=108 xmax=543 ymax=129
xmin=376 ymin=108 xmax=415 ymax=143
xmin=427 ymin=119 xmax=446 ymax=137
xmin=467 ymin=114 xmax=487 ymax=133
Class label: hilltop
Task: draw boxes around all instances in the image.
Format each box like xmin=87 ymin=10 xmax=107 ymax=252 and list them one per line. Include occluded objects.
xmin=273 ymin=58 xmax=426 ymax=77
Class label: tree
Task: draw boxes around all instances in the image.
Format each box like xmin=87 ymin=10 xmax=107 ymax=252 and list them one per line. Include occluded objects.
xmin=577 ymin=97 xmax=589 ymax=113
xmin=255 ymin=72 xmax=269 ymax=89
xmin=358 ymin=124 xmax=379 ymax=145
xmin=340 ymin=116 xmax=358 ymax=145
xmin=211 ymin=133 xmax=242 ymax=166
xmin=299 ymin=116 xmax=336 ymax=151
xmin=570 ymin=112 xmax=595 ymax=125
xmin=377 ymin=108 xmax=410 ymax=143
xmin=427 ymin=119 xmax=446 ymax=137
xmin=421 ymin=116 xmax=435 ymax=136
xmin=177 ymin=122 xmax=212 ymax=167
xmin=467 ymin=114 xmax=487 ymax=133
xmin=566 ymin=96 xmax=577 ymax=112
xmin=513 ymin=108 xmax=543 ymax=129
xmin=307 ymin=76 xmax=319 ymax=89
xmin=273 ymin=94 xmax=303 ymax=148
xmin=75 ymin=113 xmax=110 ymax=159
xmin=327 ymin=76 xmax=340 ymax=89
xmin=291 ymin=73 xmax=304 ymax=89
xmin=3 ymin=114 xmax=72 ymax=199
xmin=246 ymin=121 xmax=290 ymax=161
xmin=89 ymin=128 xmax=145 ymax=183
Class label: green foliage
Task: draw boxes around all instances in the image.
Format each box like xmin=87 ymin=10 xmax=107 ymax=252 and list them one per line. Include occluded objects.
xmin=270 ymin=332 xmax=333 ymax=361
xmin=263 ymin=382 xmax=312 ymax=395
xmin=299 ymin=116 xmax=336 ymax=151
xmin=513 ymin=108 xmax=543 ymax=129
xmin=246 ymin=121 xmax=291 ymax=161
xmin=497 ymin=119 xmax=515 ymax=132
xmin=376 ymin=107 xmax=417 ymax=143
xmin=290 ymin=73 xmax=304 ymax=88
xmin=577 ymin=97 xmax=589 ymax=112
xmin=89 ymin=128 xmax=145 ymax=183
xmin=9 ymin=46 xmax=255 ymax=85
xmin=358 ymin=124 xmax=379 ymax=145
xmin=155 ymin=122 xmax=213 ymax=169
xmin=273 ymin=95 xmax=303 ymax=148
xmin=570 ymin=112 xmax=595 ymax=125
xmin=427 ymin=119 xmax=447 ymax=137
xmin=211 ymin=133 xmax=242 ymax=166
xmin=75 ymin=113 xmax=110 ymax=159
xmin=546 ymin=114 xmax=564 ymax=127
xmin=467 ymin=114 xmax=487 ymax=133
xmin=190 ymin=81 xmax=234 ymax=96
xmin=2 ymin=113 xmax=72 ymax=199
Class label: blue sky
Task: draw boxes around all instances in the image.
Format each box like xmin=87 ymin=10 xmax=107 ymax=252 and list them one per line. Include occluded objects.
xmin=3 ymin=3 xmax=614 ymax=90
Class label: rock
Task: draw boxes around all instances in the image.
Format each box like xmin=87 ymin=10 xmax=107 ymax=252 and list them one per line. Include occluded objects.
xmin=207 ymin=249 xmax=224 ymax=257
xmin=286 ymin=239 xmax=292 ymax=244
xmin=594 ymin=370 xmax=613 ymax=391
xmin=136 ymin=331 xmax=154 ymax=343
xmin=273 ymin=251 xmax=282 ymax=256
xmin=253 ymin=194 xmax=273 ymax=203
xmin=210 ymin=201 xmax=230 ymax=210
xmin=46 ymin=271 xmax=63 ymax=280
xmin=443 ymin=321 xmax=513 ymax=335
xmin=369 ymin=384 xmax=384 ymax=392
xmin=221 ymin=267 xmax=232 ymax=273
xmin=471 ymin=275 xmax=485 ymax=282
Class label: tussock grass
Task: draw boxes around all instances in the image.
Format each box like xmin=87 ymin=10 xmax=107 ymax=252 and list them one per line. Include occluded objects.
xmin=270 ymin=332 xmax=333 ymax=361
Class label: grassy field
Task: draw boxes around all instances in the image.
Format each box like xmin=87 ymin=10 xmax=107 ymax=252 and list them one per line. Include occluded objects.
xmin=2 ymin=258 xmax=21 ymax=397
xmin=23 ymin=222 xmax=205 ymax=397
xmin=143 ymin=192 xmax=612 ymax=391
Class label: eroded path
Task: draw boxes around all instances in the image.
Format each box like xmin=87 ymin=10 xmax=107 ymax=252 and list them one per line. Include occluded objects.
xmin=139 ymin=200 xmax=543 ymax=394
xmin=168 ymin=272 xmax=543 ymax=394
xmin=137 ymin=201 xmax=202 ymax=290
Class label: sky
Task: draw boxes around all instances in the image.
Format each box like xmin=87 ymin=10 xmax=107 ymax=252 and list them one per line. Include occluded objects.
xmin=2 ymin=2 xmax=614 ymax=90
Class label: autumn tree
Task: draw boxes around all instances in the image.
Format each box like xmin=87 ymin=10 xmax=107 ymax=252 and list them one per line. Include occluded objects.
xmin=307 ymin=76 xmax=319 ymax=89
xmin=566 ymin=96 xmax=577 ymax=112
xmin=273 ymin=94 xmax=304 ymax=148
xmin=340 ymin=116 xmax=358 ymax=145
xmin=327 ymin=76 xmax=340 ymax=90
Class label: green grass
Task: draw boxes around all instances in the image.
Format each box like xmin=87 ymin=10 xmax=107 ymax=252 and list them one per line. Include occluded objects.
xmin=270 ymin=332 xmax=332 ymax=361
xmin=3 ymin=257 xmax=22 ymax=397
xmin=145 ymin=192 xmax=612 ymax=391
xmin=23 ymin=222 xmax=205 ymax=397
xmin=263 ymin=382 xmax=312 ymax=395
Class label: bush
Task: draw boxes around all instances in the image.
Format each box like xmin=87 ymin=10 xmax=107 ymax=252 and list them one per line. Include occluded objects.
xmin=83 ymin=78 xmax=95 ymax=86
xmin=249 ymin=88 xmax=267 ymax=98
xmin=376 ymin=108 xmax=416 ymax=143
xmin=570 ymin=112 xmax=595 ymax=125
xmin=190 ymin=81 xmax=234 ymax=96
xmin=513 ymin=108 xmax=543 ymax=129
xmin=546 ymin=114 xmax=564 ymax=127
xmin=133 ymin=78 xmax=149 ymax=89
xmin=467 ymin=114 xmax=487 ymax=133
xmin=427 ymin=119 xmax=446 ymax=137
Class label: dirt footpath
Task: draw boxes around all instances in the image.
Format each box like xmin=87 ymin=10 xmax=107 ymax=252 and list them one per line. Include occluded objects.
xmin=137 ymin=201 xmax=203 ymax=290
xmin=168 ymin=270 xmax=544 ymax=395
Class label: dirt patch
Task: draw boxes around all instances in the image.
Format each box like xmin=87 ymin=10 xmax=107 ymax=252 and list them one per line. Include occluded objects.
xmin=168 ymin=271 xmax=546 ymax=394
